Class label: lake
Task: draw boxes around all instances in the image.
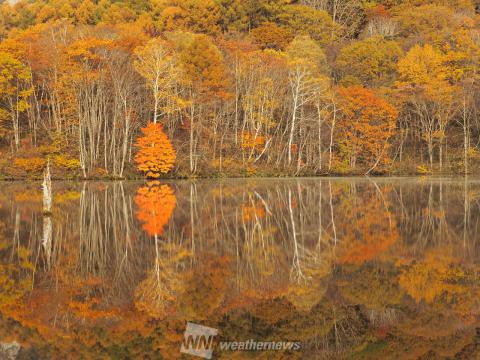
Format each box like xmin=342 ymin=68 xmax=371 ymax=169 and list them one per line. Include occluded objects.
xmin=0 ymin=177 xmax=479 ymax=359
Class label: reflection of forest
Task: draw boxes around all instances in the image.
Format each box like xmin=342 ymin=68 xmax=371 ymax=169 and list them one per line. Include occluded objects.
xmin=0 ymin=178 xmax=479 ymax=359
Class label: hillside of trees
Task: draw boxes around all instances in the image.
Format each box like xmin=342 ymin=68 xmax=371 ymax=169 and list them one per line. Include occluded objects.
xmin=0 ymin=0 xmax=480 ymax=178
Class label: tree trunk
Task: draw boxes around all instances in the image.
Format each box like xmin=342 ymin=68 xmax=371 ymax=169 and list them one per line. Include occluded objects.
xmin=43 ymin=160 xmax=52 ymax=213
xmin=328 ymin=103 xmax=337 ymax=172
xmin=189 ymin=104 xmax=195 ymax=174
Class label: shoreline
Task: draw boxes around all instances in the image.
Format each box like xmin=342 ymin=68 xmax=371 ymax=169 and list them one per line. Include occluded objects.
xmin=0 ymin=173 xmax=476 ymax=182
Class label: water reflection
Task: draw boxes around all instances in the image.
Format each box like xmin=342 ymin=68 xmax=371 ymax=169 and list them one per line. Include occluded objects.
xmin=0 ymin=178 xmax=479 ymax=359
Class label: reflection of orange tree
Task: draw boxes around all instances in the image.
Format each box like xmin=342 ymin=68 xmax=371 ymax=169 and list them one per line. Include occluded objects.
xmin=134 ymin=253 xmax=230 ymax=322
xmin=134 ymin=182 xmax=176 ymax=237
xmin=336 ymin=187 xmax=398 ymax=265
xmin=134 ymin=243 xmax=190 ymax=319
xmin=134 ymin=182 xmax=186 ymax=319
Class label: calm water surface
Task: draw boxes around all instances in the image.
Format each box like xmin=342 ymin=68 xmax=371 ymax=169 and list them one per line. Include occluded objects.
xmin=0 ymin=177 xmax=479 ymax=359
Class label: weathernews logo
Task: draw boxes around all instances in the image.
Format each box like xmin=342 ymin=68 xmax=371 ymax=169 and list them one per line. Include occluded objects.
xmin=180 ymin=322 xmax=301 ymax=359
xmin=180 ymin=322 xmax=218 ymax=359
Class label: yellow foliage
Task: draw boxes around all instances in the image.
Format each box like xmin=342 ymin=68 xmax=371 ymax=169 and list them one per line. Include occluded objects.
xmin=0 ymin=51 xmax=33 ymax=137
xmin=467 ymin=147 xmax=480 ymax=159
xmin=399 ymin=251 xmax=469 ymax=304
xmin=245 ymin=165 xmax=257 ymax=176
xmin=53 ymin=154 xmax=81 ymax=169
xmin=13 ymin=157 xmax=46 ymax=173
xmin=54 ymin=191 xmax=81 ymax=204
xmin=396 ymin=44 xmax=455 ymax=102
xmin=14 ymin=190 xmax=42 ymax=203
xmin=416 ymin=165 xmax=430 ymax=174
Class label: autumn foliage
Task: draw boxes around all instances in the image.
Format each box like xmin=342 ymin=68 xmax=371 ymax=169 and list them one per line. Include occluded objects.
xmin=135 ymin=182 xmax=176 ymax=237
xmin=337 ymin=86 xmax=397 ymax=171
xmin=336 ymin=187 xmax=399 ymax=265
xmin=0 ymin=0 xmax=480 ymax=177
xmin=134 ymin=123 xmax=176 ymax=178
xmin=241 ymin=132 xmax=266 ymax=151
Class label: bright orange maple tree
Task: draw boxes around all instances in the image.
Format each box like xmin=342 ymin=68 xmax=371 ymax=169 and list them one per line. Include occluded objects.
xmin=134 ymin=123 xmax=176 ymax=178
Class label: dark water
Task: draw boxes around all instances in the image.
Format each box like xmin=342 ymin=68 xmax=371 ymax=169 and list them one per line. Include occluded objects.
xmin=0 ymin=178 xmax=479 ymax=359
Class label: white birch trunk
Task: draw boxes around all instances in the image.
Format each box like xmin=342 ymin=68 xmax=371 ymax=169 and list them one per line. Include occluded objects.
xmin=43 ymin=160 xmax=52 ymax=213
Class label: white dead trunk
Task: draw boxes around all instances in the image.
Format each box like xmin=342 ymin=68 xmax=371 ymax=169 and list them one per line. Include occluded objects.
xmin=43 ymin=160 xmax=52 ymax=213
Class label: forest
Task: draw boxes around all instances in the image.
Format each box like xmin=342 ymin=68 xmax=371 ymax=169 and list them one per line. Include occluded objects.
xmin=1 ymin=0 xmax=480 ymax=178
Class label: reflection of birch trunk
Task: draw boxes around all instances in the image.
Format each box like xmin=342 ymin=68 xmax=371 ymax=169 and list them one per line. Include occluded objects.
xmin=368 ymin=308 xmax=397 ymax=327
xmin=42 ymin=216 xmax=52 ymax=268
xmin=119 ymin=182 xmax=132 ymax=250
xmin=254 ymin=191 xmax=272 ymax=216
xmin=190 ymin=183 xmax=196 ymax=259
xmin=329 ymin=181 xmax=337 ymax=246
xmin=240 ymin=191 xmax=274 ymax=289
xmin=78 ymin=182 xmax=146 ymax=303
xmin=421 ymin=181 xmax=435 ymax=246
xmin=463 ymin=177 xmax=468 ymax=248
xmin=133 ymin=235 xmax=178 ymax=318
xmin=289 ymin=188 xmax=305 ymax=283
xmin=235 ymin=207 xmax=240 ymax=292
xmin=438 ymin=182 xmax=445 ymax=242
xmin=111 ymin=182 xmax=134 ymax=294
xmin=333 ymin=309 xmax=339 ymax=349
xmin=79 ymin=181 xmax=106 ymax=276
xmin=79 ymin=182 xmax=136 ymax=282
xmin=154 ymin=234 xmax=161 ymax=285
xmin=12 ymin=208 xmax=20 ymax=255
xmin=367 ymin=177 xmax=393 ymax=229
xmin=43 ymin=160 xmax=52 ymax=214
xmin=317 ymin=180 xmax=322 ymax=255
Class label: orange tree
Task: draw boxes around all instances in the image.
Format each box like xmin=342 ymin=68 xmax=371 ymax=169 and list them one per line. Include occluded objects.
xmin=134 ymin=122 xmax=176 ymax=177
xmin=336 ymin=86 xmax=397 ymax=172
